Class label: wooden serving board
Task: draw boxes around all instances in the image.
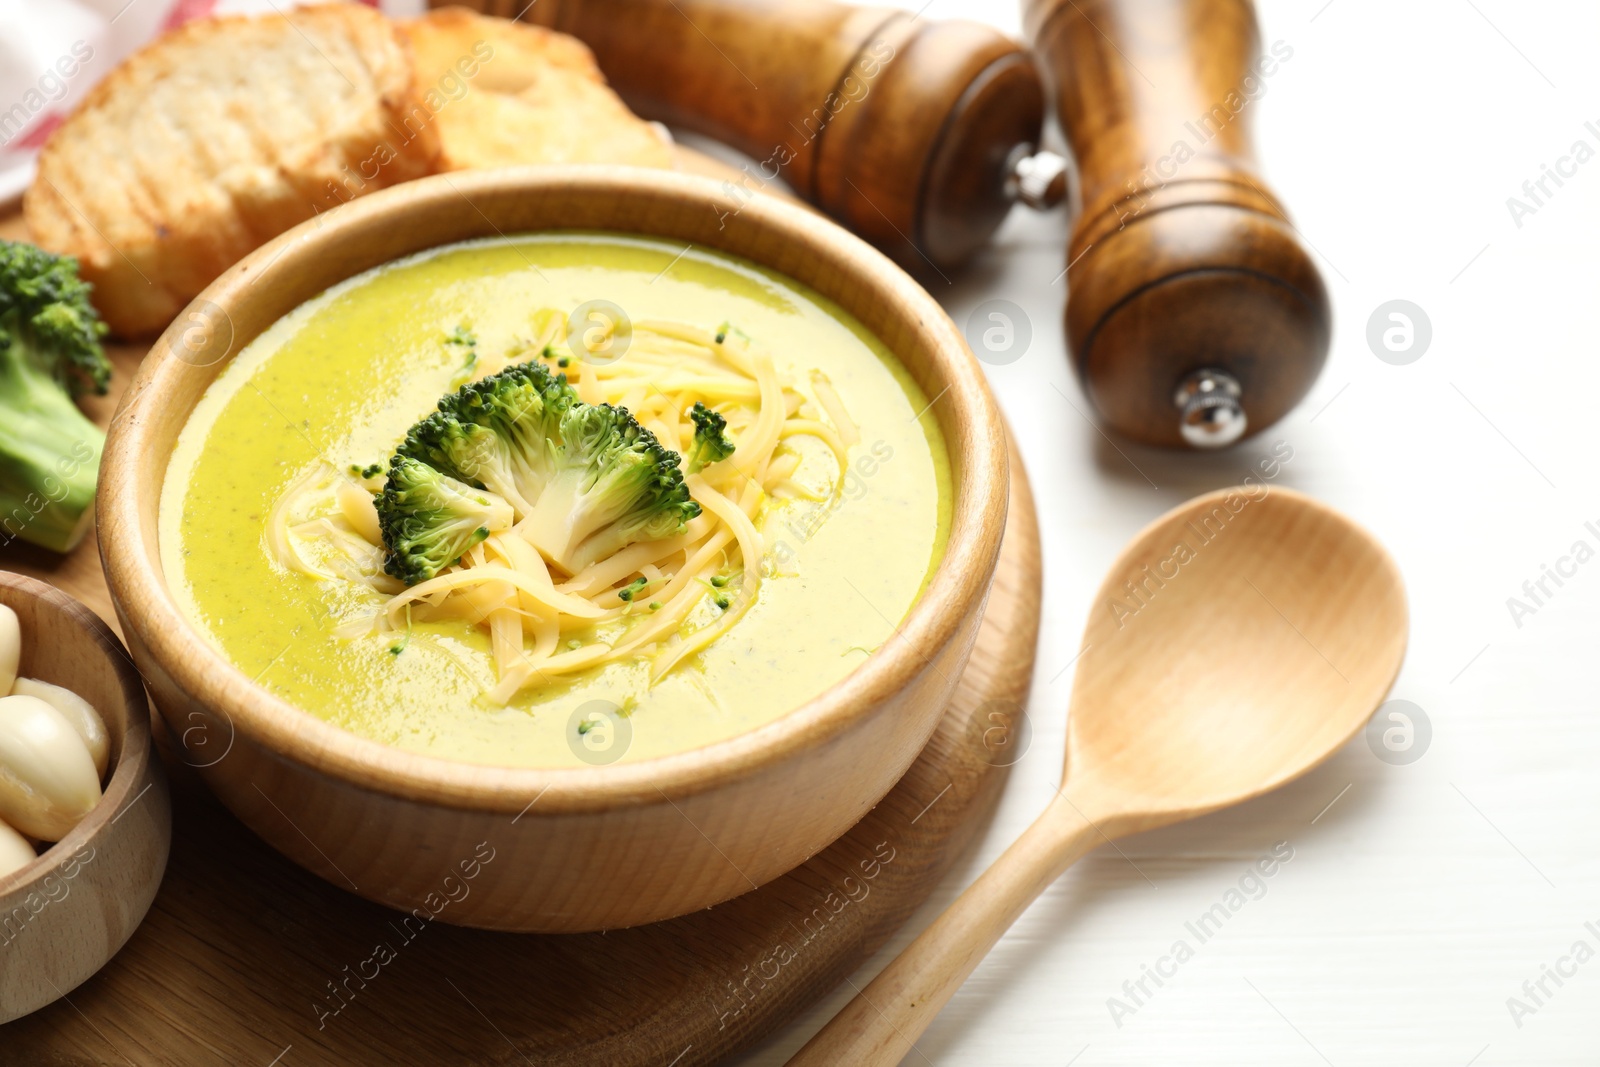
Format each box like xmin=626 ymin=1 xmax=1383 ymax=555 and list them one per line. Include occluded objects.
xmin=0 ymin=196 xmax=1042 ymax=1064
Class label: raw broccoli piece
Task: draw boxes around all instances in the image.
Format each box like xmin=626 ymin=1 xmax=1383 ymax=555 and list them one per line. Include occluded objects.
xmin=376 ymin=455 xmax=514 ymax=584
xmin=686 ymin=401 xmax=735 ymax=473
xmin=0 ymin=240 xmax=112 ymax=553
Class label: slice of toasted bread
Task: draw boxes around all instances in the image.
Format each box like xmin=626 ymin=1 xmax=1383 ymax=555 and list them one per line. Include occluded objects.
xmin=402 ymin=5 xmax=601 ymax=95
xmin=24 ymin=3 xmax=441 ymax=338
xmin=401 ymin=8 xmax=674 ymax=173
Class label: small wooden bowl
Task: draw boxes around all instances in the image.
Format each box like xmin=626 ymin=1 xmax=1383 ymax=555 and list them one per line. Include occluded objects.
xmin=100 ymin=167 xmax=1007 ymax=933
xmin=0 ymin=572 xmax=170 ymax=1024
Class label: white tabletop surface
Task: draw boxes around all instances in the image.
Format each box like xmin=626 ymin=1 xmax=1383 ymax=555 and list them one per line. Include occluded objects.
xmin=728 ymin=1 xmax=1600 ymax=1063
xmin=7 ymin=0 xmax=1590 ymax=1062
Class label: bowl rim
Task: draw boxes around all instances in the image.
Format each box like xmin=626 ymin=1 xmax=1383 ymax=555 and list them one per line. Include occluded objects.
xmin=100 ymin=166 xmax=1007 ymax=814
xmin=0 ymin=571 xmax=156 ymax=898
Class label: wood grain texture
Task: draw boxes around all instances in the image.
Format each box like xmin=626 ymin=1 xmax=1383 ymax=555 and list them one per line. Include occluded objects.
xmin=1024 ymin=0 xmax=1331 ymax=447
xmin=759 ymin=5 xmax=1590 ymax=1061
xmin=0 ymin=573 xmax=170 ymax=1025
xmin=95 ymin=166 xmax=1008 ymax=933
xmin=0 ymin=146 xmax=1037 ymax=1058
xmin=0 ymin=402 xmax=1040 ymax=1067
xmin=454 ymin=0 xmax=1046 ymax=272
xmin=790 ymin=485 xmax=1408 ymax=1065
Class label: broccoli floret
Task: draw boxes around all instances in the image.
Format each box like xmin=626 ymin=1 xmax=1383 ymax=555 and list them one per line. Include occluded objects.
xmin=0 ymin=240 xmax=112 ymax=553
xmin=517 ymin=401 xmax=701 ymax=574
xmin=686 ymin=402 xmax=735 ymax=472
xmin=376 ymin=455 xmax=514 ymax=584
xmin=394 ymin=364 xmax=700 ymax=575
xmin=400 ymin=361 xmax=575 ymax=515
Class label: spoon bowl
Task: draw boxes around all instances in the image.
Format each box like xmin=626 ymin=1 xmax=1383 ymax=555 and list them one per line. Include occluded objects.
xmin=790 ymin=485 xmax=1407 ymax=1066
xmin=1067 ymin=485 xmax=1408 ymax=832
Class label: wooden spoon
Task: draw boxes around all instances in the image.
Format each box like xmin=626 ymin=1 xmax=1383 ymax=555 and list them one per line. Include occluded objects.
xmin=788 ymin=485 xmax=1408 ymax=1066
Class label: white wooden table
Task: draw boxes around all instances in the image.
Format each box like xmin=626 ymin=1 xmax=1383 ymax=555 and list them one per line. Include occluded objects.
xmin=733 ymin=1 xmax=1600 ymax=1062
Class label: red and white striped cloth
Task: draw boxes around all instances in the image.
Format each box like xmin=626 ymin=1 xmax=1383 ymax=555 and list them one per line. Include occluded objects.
xmin=0 ymin=0 xmax=423 ymax=207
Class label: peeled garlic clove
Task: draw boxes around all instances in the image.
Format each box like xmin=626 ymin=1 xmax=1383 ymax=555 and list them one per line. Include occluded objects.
xmin=0 ymin=604 xmax=18 ymax=696
xmin=0 ymin=816 xmax=36 ymax=879
xmin=0 ymin=695 xmax=102 ymax=841
xmin=11 ymin=678 xmax=109 ymax=780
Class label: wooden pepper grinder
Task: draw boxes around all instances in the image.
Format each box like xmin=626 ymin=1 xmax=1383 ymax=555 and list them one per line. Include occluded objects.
xmin=1025 ymin=0 xmax=1331 ymax=447
xmin=462 ymin=0 xmax=1070 ymax=272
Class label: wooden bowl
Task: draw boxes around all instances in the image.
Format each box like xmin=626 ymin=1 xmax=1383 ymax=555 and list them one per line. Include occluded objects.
xmin=0 ymin=572 xmax=170 ymax=1023
xmin=99 ymin=167 xmax=1007 ymax=933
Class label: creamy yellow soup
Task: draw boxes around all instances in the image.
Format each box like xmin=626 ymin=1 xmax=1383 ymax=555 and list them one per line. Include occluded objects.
xmin=161 ymin=235 xmax=951 ymax=768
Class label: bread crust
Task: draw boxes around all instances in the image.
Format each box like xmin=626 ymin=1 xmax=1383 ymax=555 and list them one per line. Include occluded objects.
xmin=401 ymin=8 xmax=674 ymax=174
xmin=24 ymin=3 xmax=442 ymax=338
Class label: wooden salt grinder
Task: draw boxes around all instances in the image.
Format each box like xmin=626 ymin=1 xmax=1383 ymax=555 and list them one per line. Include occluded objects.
xmin=1026 ymin=0 xmax=1331 ymax=447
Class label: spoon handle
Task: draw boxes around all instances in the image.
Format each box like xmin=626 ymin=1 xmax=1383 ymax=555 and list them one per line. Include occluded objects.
xmin=785 ymin=794 xmax=1102 ymax=1067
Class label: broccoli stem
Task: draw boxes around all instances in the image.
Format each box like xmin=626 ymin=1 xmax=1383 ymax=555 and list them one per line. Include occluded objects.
xmin=0 ymin=328 xmax=103 ymax=553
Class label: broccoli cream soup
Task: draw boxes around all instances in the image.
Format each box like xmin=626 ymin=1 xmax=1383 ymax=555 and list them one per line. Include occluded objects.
xmin=161 ymin=234 xmax=951 ymax=768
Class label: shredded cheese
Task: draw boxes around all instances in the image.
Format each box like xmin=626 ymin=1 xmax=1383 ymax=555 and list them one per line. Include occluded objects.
xmin=270 ymin=310 xmax=856 ymax=703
